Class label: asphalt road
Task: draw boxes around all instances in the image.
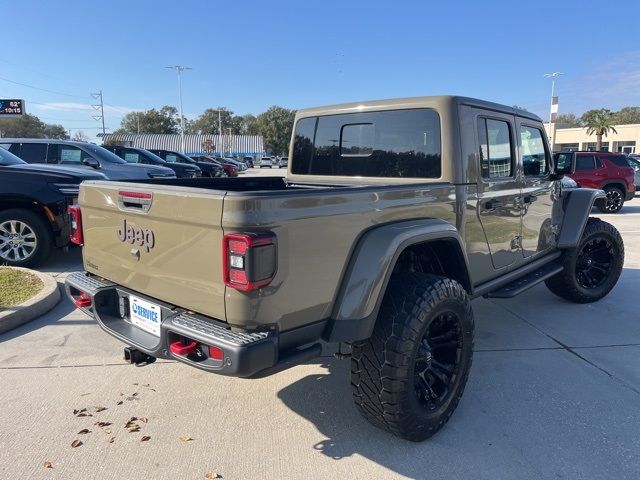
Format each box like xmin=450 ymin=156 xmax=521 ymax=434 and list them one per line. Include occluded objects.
xmin=1 ymin=182 xmax=639 ymax=480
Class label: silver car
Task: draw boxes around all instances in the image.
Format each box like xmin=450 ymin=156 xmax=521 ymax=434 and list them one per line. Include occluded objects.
xmin=627 ymin=156 xmax=640 ymax=191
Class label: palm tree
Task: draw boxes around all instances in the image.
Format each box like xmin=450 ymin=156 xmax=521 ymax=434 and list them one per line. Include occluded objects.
xmin=581 ymin=109 xmax=618 ymax=150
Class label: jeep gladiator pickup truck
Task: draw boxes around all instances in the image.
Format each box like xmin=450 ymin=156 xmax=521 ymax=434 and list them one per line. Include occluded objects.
xmin=66 ymin=96 xmax=624 ymax=441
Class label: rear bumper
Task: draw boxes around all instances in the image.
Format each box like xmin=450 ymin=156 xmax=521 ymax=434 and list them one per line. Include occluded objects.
xmin=65 ymin=271 xmax=282 ymax=377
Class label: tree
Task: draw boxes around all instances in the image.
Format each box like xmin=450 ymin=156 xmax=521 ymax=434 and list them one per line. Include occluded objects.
xmin=611 ymin=106 xmax=640 ymax=125
xmin=192 ymin=108 xmax=238 ymax=135
xmin=0 ymin=113 xmax=67 ymax=139
xmin=116 ymin=106 xmax=179 ymax=134
xmin=555 ymin=113 xmax=581 ymax=128
xmin=236 ymin=114 xmax=259 ymax=135
xmin=72 ymin=131 xmax=90 ymax=142
xmin=581 ymin=109 xmax=618 ymax=151
xmin=255 ymin=106 xmax=296 ymax=155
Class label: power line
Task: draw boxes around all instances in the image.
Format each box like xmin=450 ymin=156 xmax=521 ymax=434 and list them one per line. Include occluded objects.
xmin=0 ymin=75 xmax=89 ymax=99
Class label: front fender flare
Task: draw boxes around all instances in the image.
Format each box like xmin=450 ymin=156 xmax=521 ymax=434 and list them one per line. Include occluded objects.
xmin=324 ymin=218 xmax=470 ymax=342
xmin=557 ymin=188 xmax=606 ymax=248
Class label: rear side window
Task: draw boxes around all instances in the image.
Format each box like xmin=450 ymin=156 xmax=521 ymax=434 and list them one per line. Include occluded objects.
xmin=575 ymin=155 xmax=596 ymax=170
xmin=291 ymin=109 xmax=441 ymax=178
xmin=19 ymin=143 xmax=47 ymax=163
xmin=477 ymin=118 xmax=513 ymax=178
xmin=520 ymin=125 xmax=548 ymax=176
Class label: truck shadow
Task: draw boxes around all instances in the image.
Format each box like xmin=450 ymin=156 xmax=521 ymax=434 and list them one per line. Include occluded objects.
xmin=276 ymin=358 xmax=454 ymax=479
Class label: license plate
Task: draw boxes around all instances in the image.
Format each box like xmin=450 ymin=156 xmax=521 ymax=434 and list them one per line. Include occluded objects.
xmin=129 ymin=295 xmax=161 ymax=337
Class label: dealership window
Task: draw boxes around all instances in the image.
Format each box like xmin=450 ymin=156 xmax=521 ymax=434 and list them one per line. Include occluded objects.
xmin=583 ymin=142 xmax=609 ymax=152
xmin=477 ymin=118 xmax=513 ymax=178
xmin=291 ymin=109 xmax=441 ymax=178
xmin=558 ymin=143 xmax=579 ymax=152
xmin=616 ymin=141 xmax=636 ymax=154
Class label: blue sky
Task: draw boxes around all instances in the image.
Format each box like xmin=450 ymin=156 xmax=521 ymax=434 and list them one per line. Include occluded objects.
xmin=1 ymin=0 xmax=639 ymax=140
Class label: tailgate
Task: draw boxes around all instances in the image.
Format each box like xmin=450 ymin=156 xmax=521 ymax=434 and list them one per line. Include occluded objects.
xmin=80 ymin=181 xmax=226 ymax=321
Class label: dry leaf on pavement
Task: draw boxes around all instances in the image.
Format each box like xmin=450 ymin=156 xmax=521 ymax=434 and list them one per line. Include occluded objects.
xmin=71 ymin=439 xmax=83 ymax=448
xmin=205 ymin=472 xmax=222 ymax=479
xmin=43 ymin=461 xmax=53 ymax=469
xmin=141 ymin=436 xmax=151 ymax=442
xmin=107 ymin=437 xmax=115 ymax=444
xmin=179 ymin=435 xmax=193 ymax=443
xmin=77 ymin=429 xmax=91 ymax=435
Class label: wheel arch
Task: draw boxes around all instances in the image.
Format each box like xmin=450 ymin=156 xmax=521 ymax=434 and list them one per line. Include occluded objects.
xmin=557 ymin=188 xmax=605 ymax=248
xmin=324 ymin=219 xmax=472 ymax=342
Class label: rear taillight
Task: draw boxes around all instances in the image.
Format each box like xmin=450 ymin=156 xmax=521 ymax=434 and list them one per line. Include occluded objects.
xmin=223 ymin=233 xmax=276 ymax=292
xmin=68 ymin=204 xmax=83 ymax=245
xmin=71 ymin=291 xmax=92 ymax=308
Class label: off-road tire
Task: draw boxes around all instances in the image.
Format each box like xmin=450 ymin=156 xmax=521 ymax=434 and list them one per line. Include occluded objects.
xmin=351 ymin=273 xmax=474 ymax=442
xmin=0 ymin=208 xmax=53 ymax=267
xmin=545 ymin=218 xmax=623 ymax=303
xmin=596 ymin=186 xmax=625 ymax=214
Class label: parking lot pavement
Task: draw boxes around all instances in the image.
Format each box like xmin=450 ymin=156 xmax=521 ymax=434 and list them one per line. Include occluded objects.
xmin=1 ymin=197 xmax=639 ymax=479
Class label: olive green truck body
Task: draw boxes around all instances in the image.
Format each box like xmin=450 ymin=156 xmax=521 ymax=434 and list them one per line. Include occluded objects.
xmin=65 ymin=95 xmax=604 ymax=379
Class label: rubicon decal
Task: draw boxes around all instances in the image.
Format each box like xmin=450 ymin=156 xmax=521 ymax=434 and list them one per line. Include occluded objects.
xmin=117 ymin=219 xmax=155 ymax=252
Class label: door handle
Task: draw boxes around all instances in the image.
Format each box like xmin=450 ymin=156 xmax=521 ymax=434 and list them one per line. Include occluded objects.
xmin=484 ymin=199 xmax=503 ymax=211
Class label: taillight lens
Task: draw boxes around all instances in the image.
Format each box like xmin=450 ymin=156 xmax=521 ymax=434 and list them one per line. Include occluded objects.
xmin=223 ymin=233 xmax=276 ymax=292
xmin=68 ymin=204 xmax=83 ymax=245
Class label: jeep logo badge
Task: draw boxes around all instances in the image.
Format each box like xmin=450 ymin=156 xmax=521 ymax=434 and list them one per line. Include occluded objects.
xmin=117 ymin=219 xmax=155 ymax=252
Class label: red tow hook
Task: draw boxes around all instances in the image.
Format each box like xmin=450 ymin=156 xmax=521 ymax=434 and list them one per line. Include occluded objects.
xmin=169 ymin=340 xmax=198 ymax=356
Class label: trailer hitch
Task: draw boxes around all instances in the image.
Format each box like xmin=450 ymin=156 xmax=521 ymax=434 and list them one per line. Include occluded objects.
xmin=123 ymin=347 xmax=156 ymax=367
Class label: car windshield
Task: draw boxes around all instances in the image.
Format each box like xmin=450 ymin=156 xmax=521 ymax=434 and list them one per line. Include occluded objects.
xmin=86 ymin=144 xmax=127 ymax=164
xmin=0 ymin=147 xmax=26 ymax=166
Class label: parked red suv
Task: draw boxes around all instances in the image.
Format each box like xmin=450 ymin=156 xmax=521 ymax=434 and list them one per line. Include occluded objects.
xmin=554 ymin=151 xmax=635 ymax=213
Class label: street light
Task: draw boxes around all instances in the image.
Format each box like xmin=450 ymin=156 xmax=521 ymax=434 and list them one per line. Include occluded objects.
xmin=166 ymin=65 xmax=192 ymax=153
xmin=544 ymin=72 xmax=563 ymax=148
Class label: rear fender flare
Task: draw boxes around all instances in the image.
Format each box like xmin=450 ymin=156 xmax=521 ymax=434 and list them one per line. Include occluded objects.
xmin=325 ymin=219 xmax=471 ymax=342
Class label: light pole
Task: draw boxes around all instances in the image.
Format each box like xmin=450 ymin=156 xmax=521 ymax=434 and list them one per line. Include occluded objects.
xmin=166 ymin=65 xmax=192 ymax=153
xmin=544 ymin=72 xmax=562 ymax=148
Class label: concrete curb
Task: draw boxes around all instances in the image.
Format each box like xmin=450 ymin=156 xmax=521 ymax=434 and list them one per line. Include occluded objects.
xmin=0 ymin=267 xmax=61 ymax=334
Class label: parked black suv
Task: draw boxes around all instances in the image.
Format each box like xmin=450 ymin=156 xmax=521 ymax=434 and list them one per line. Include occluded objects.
xmin=104 ymin=146 xmax=201 ymax=178
xmin=148 ymin=149 xmax=222 ymax=178
xmin=0 ymin=147 xmax=107 ymax=266
xmin=1 ymin=139 xmax=176 ymax=180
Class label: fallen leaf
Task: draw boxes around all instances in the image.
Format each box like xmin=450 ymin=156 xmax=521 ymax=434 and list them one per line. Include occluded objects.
xmin=139 ymin=417 xmax=148 ymax=423
xmin=116 ymin=401 xmax=123 ymax=406
xmin=133 ymin=383 xmax=139 ymax=386
xmin=71 ymin=439 xmax=83 ymax=448
xmin=80 ymin=392 xmax=91 ymax=396
xmin=179 ymin=435 xmax=193 ymax=443
xmin=128 ymin=416 xmax=138 ymax=422
xmin=107 ymin=437 xmax=115 ymax=444
xmin=132 ymin=392 xmax=139 ymax=397
xmin=94 ymin=406 xmax=108 ymax=412
xmin=148 ymin=388 xmax=156 ymax=392
xmin=205 ymin=472 xmax=221 ymax=479
xmin=77 ymin=429 xmax=91 ymax=435
xmin=43 ymin=461 xmax=53 ymax=469
xmin=77 ymin=412 xmax=92 ymax=417
xmin=141 ymin=436 xmax=151 ymax=442
xmin=95 ymin=422 xmax=112 ymax=428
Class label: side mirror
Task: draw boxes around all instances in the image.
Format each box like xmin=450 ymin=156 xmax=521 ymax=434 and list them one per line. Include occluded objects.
xmin=551 ymin=152 xmax=575 ymax=177
xmin=82 ymin=157 xmax=100 ymax=169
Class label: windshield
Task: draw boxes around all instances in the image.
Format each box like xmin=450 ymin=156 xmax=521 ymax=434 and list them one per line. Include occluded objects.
xmin=87 ymin=144 xmax=127 ymax=164
xmin=0 ymin=147 xmax=26 ymax=166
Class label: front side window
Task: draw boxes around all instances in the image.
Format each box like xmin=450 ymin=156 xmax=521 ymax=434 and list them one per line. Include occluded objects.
xmin=291 ymin=109 xmax=441 ymax=178
xmin=477 ymin=118 xmax=513 ymax=179
xmin=520 ymin=125 xmax=548 ymax=176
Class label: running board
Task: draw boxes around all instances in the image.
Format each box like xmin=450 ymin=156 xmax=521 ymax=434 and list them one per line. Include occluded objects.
xmin=485 ymin=262 xmax=563 ymax=298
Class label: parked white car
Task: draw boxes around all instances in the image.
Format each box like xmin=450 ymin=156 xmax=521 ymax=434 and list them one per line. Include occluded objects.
xmin=260 ymin=156 xmax=273 ymax=168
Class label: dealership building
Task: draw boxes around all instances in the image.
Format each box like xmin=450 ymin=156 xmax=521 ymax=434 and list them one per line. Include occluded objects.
xmin=545 ymin=123 xmax=640 ymax=153
xmin=100 ymin=133 xmax=265 ymax=157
